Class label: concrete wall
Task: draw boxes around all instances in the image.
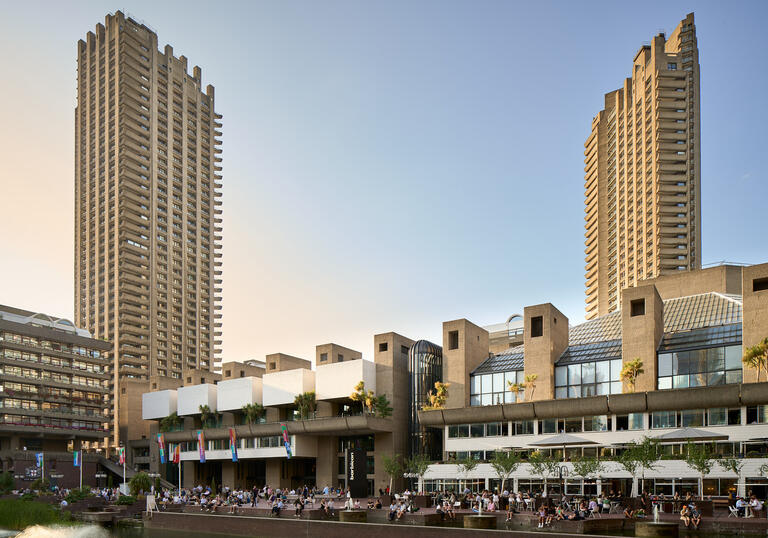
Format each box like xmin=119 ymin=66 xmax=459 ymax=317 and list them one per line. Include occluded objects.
xmin=316 ymin=343 xmax=362 ymax=366
xmin=264 ymin=353 xmax=311 ymax=373
xmin=142 ymin=389 xmax=178 ymax=420
xmin=262 ymin=369 xmax=315 ymax=407
xmin=522 ymin=304 xmax=569 ymax=401
xmin=638 ymin=264 xmax=743 ymax=301
xmin=620 ymin=284 xmax=664 ymax=392
xmin=177 ymin=384 xmax=218 ymax=416
xmin=442 ymin=319 xmax=489 ymax=408
xmin=217 ymin=377 xmax=262 ymax=411
xmin=743 ymin=263 xmax=768 ymax=383
xmin=316 ymin=359 xmax=376 ymax=400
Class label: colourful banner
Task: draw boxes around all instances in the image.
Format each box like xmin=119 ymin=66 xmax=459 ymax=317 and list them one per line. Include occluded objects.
xmin=73 ymin=450 xmax=80 ymax=467
xmin=157 ymin=433 xmax=166 ymax=464
xmin=197 ymin=430 xmax=206 ymax=463
xmin=35 ymin=453 xmax=43 ymax=467
xmin=280 ymin=423 xmax=291 ymax=459
xmin=229 ymin=428 xmax=238 ymax=462
xmin=118 ymin=447 xmax=125 ymax=465
xmin=172 ymin=443 xmax=181 ymax=464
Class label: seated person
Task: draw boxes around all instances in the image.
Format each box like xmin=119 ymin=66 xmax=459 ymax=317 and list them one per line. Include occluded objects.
xmin=444 ymin=500 xmax=456 ymax=521
xmin=680 ymin=504 xmax=691 ymax=528
xmin=271 ymin=499 xmax=283 ymax=517
xmin=294 ymin=497 xmax=304 ymax=517
xmin=367 ymin=499 xmax=375 ymax=509
xmin=750 ymin=496 xmax=764 ymax=517
xmin=623 ymin=506 xmax=635 ymax=519
xmin=396 ymin=502 xmax=407 ymax=520
xmin=388 ymin=502 xmax=397 ymax=521
xmin=689 ymin=504 xmax=701 ymax=530
xmin=736 ymin=497 xmax=747 ymax=517
xmin=374 ymin=498 xmax=382 ymax=509
xmin=538 ymin=507 xmax=547 ymax=528
xmin=555 ymin=506 xmax=565 ymax=521
xmin=505 ymin=501 xmax=514 ymax=521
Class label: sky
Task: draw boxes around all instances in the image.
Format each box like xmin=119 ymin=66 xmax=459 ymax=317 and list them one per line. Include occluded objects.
xmin=0 ymin=0 xmax=766 ymax=367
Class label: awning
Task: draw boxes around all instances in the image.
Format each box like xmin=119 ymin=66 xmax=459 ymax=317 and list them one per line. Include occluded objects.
xmin=528 ymin=433 xmax=599 ymax=447
xmin=653 ymin=427 xmax=729 ymax=442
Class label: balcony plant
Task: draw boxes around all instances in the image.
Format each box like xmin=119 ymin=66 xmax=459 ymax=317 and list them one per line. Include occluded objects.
xmin=620 ymin=358 xmax=644 ymax=393
xmin=372 ymin=394 xmax=393 ymax=418
xmin=523 ymin=374 xmax=537 ymax=400
xmin=743 ymin=337 xmax=768 ymax=381
xmin=507 ymin=381 xmax=525 ymax=401
xmin=294 ymin=391 xmax=317 ymax=419
xmin=422 ymin=381 xmax=450 ymax=410
xmin=198 ymin=404 xmax=219 ymax=429
xmin=350 ymin=381 xmax=375 ymax=414
xmin=490 ymin=450 xmax=521 ymax=493
xmin=159 ymin=412 xmax=181 ymax=433
xmin=241 ymin=403 xmax=265 ymax=425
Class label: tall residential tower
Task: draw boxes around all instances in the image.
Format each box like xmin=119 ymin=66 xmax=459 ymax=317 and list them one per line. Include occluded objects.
xmin=75 ymin=12 xmax=223 ymax=444
xmin=584 ymin=13 xmax=700 ymax=319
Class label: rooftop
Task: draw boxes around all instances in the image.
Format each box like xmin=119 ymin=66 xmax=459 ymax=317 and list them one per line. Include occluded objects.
xmin=0 ymin=304 xmax=92 ymax=338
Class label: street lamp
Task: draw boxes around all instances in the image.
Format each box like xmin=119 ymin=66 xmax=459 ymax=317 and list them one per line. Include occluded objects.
xmin=94 ymin=472 xmax=107 ymax=489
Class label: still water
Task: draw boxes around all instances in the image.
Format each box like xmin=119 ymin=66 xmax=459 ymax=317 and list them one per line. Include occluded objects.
xmin=2 ymin=527 xmax=254 ymax=538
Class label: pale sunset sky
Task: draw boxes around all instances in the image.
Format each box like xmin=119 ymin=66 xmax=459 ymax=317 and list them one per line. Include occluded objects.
xmin=0 ymin=1 xmax=766 ymax=366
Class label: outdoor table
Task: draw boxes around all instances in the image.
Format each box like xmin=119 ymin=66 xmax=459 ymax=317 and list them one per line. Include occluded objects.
xmin=609 ymin=501 xmax=621 ymax=514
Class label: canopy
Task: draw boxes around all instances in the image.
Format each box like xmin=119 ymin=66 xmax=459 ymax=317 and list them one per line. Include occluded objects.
xmin=528 ymin=433 xmax=599 ymax=447
xmin=653 ymin=427 xmax=728 ymax=442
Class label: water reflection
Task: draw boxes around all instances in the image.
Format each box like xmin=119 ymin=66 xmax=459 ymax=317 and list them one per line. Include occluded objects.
xmin=5 ymin=526 xmax=255 ymax=538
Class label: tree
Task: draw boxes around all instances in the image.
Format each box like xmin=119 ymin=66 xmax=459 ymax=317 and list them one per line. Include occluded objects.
xmin=490 ymin=451 xmax=521 ymax=492
xmin=617 ymin=437 xmax=660 ymax=497
xmin=406 ymin=453 xmax=432 ymax=493
xmin=241 ymin=403 xmax=265 ymax=425
xmin=0 ymin=471 xmax=14 ymax=494
xmin=528 ymin=450 xmax=560 ymax=494
xmin=372 ymin=394 xmax=393 ymax=418
xmin=620 ymin=359 xmax=644 ymax=393
xmin=507 ymin=382 xmax=525 ymax=402
xmin=199 ymin=404 xmax=218 ymax=429
xmin=572 ymin=457 xmax=605 ymax=482
xmin=159 ymin=412 xmax=181 ymax=433
xmin=350 ymin=381 xmax=374 ymax=414
xmin=423 ymin=382 xmax=450 ymax=410
xmin=743 ymin=337 xmax=768 ymax=382
xmin=685 ymin=442 xmax=715 ymax=499
xmin=294 ymin=391 xmax=317 ymax=419
xmin=457 ymin=457 xmax=479 ymax=493
xmin=128 ymin=471 xmax=151 ymax=496
xmin=381 ymin=454 xmax=403 ymax=493
xmin=523 ymin=374 xmax=538 ymax=401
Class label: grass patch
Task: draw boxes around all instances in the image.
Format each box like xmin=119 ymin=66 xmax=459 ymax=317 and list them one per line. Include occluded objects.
xmin=0 ymin=499 xmax=75 ymax=530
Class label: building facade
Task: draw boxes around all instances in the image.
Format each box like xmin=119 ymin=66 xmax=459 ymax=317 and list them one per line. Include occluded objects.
xmin=419 ymin=263 xmax=768 ymax=498
xmin=0 ymin=305 xmax=111 ymax=452
xmin=74 ymin=11 xmax=223 ymax=446
xmin=585 ymin=13 xmax=701 ymax=320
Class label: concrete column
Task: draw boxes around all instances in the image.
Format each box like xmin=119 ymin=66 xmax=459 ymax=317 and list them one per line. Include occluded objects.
xmin=743 ymin=263 xmax=768 ymax=383
xmin=523 ymin=304 xmax=569 ymax=401
xmin=620 ymin=285 xmax=663 ymax=392
xmin=316 ymin=436 xmax=336 ymax=490
xmin=442 ymin=319 xmax=490 ymax=408
xmin=222 ymin=461 xmax=236 ymax=489
xmin=266 ymin=459 xmax=281 ymax=489
xmin=182 ymin=461 xmax=195 ymax=489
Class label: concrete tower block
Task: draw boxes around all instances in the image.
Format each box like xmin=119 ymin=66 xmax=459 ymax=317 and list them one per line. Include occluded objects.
xmin=523 ymin=304 xmax=569 ymax=401
xmin=620 ymin=284 xmax=663 ymax=393
xmin=442 ymin=319 xmax=489 ymax=408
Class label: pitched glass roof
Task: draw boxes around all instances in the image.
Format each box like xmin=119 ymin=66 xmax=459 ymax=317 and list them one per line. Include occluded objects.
xmin=556 ymin=339 xmax=623 ymax=365
xmin=659 ymin=323 xmax=742 ymax=352
xmin=473 ymin=345 xmax=524 ymax=374
xmin=662 ymin=293 xmax=742 ymax=333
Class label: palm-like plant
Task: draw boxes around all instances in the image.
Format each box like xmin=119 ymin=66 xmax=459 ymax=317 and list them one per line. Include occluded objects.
xmin=199 ymin=404 xmax=213 ymax=429
xmin=523 ymin=374 xmax=538 ymax=401
xmin=159 ymin=412 xmax=181 ymax=432
xmin=241 ymin=403 xmax=265 ymax=425
xmin=372 ymin=394 xmax=393 ymax=417
xmin=423 ymin=381 xmax=450 ymax=410
xmin=743 ymin=338 xmax=768 ymax=382
xmin=294 ymin=391 xmax=317 ymax=419
xmin=507 ymin=382 xmax=524 ymax=401
xmin=620 ymin=359 xmax=644 ymax=393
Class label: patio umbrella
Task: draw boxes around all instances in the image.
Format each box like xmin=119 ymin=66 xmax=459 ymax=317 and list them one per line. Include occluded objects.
xmin=528 ymin=434 xmax=599 ymax=498
xmin=653 ymin=427 xmax=728 ymax=442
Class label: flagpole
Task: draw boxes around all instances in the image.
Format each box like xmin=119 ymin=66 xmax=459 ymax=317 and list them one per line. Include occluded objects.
xmin=42 ymin=453 xmax=45 ymax=485
xmin=80 ymin=455 xmax=83 ymax=489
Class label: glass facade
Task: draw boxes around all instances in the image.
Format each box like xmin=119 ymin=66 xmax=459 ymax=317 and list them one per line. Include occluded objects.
xmin=657 ymin=344 xmax=742 ymax=389
xmin=470 ymin=370 xmax=522 ymax=406
xmin=555 ymin=359 xmax=622 ymax=398
xmin=408 ymin=340 xmax=443 ymax=459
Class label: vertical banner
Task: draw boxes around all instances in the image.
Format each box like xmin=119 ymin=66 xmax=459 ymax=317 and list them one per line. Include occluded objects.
xmin=35 ymin=453 xmax=44 ymax=468
xmin=73 ymin=450 xmax=80 ymax=467
xmin=172 ymin=443 xmax=181 ymax=464
xmin=157 ymin=433 xmax=166 ymax=464
xmin=229 ymin=428 xmax=238 ymax=462
xmin=280 ymin=423 xmax=291 ymax=459
xmin=118 ymin=447 xmax=125 ymax=465
xmin=347 ymin=448 xmax=367 ymax=499
xmin=197 ymin=430 xmax=206 ymax=463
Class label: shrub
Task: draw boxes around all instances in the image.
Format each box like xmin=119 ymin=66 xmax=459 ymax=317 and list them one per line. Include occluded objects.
xmin=116 ymin=495 xmax=136 ymax=505
xmin=128 ymin=471 xmax=151 ymax=496
xmin=30 ymin=478 xmax=51 ymax=492
xmin=0 ymin=471 xmax=14 ymax=494
xmin=65 ymin=487 xmax=93 ymax=503
xmin=0 ymin=499 xmax=73 ymax=530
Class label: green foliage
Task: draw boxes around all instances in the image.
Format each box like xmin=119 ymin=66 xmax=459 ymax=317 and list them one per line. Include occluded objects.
xmin=198 ymin=404 xmax=220 ymax=429
xmin=685 ymin=442 xmax=715 ymax=477
xmin=128 ymin=471 xmax=151 ymax=496
xmin=242 ymin=403 xmax=266 ymax=424
xmin=19 ymin=493 xmax=36 ymax=502
xmin=457 ymin=456 xmax=479 ymax=478
xmin=572 ymin=457 xmax=604 ymax=479
xmin=490 ymin=451 xmax=521 ymax=491
xmin=620 ymin=358 xmax=645 ymax=393
xmin=381 ymin=454 xmax=403 ymax=491
xmin=719 ymin=457 xmax=744 ymax=475
xmin=0 ymin=499 xmax=74 ymax=530
xmin=30 ymin=478 xmax=51 ymax=492
xmin=154 ymin=476 xmax=161 ymax=492
xmin=617 ymin=437 xmax=660 ymax=479
xmin=115 ymin=495 xmax=137 ymax=505
xmin=372 ymin=394 xmax=393 ymax=417
xmin=159 ymin=412 xmax=182 ymax=432
xmin=528 ymin=450 xmax=560 ymax=479
xmin=743 ymin=337 xmax=768 ymax=382
xmin=65 ymin=487 xmax=93 ymax=504
xmin=107 ymin=474 xmax=113 ymax=489
xmin=294 ymin=391 xmax=317 ymax=419
xmin=0 ymin=471 xmax=14 ymax=494
xmin=406 ymin=453 xmax=432 ymax=480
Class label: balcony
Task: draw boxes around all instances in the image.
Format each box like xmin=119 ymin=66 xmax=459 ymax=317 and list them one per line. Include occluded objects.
xmin=316 ymin=359 xmax=376 ymax=401
xmin=262 ymin=369 xmax=315 ymax=407
xmin=177 ymin=383 xmax=217 ymax=416
xmin=217 ymin=377 xmax=262 ymax=412
xmin=142 ymin=389 xmax=178 ymax=420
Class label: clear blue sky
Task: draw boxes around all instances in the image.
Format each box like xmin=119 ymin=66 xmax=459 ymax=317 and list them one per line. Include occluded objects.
xmin=0 ymin=1 xmax=765 ymax=365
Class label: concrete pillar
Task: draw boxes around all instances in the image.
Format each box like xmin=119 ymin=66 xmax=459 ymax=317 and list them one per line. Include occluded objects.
xmin=182 ymin=461 xmax=195 ymax=489
xmin=266 ymin=460 xmax=281 ymax=489
xmin=222 ymin=461 xmax=235 ymax=489
xmin=316 ymin=436 xmax=336 ymax=490
xmin=620 ymin=285 xmax=663 ymax=392
xmin=442 ymin=319 xmax=490 ymax=408
xmin=742 ymin=263 xmax=768 ymax=383
xmin=523 ymin=304 xmax=569 ymax=401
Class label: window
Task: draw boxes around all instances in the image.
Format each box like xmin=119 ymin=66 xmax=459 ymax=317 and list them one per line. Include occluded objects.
xmin=708 ymin=408 xmax=741 ymax=426
xmin=630 ymin=298 xmax=645 ymax=317
xmin=657 ymin=345 xmax=742 ymax=389
xmin=651 ymin=411 xmax=677 ymax=429
xmin=667 ymin=63 xmax=677 ymax=70
xmin=337 ymin=354 xmax=343 ymax=362
xmin=754 ymin=278 xmax=768 ymax=292
xmin=555 ymin=359 xmax=621 ymax=399
xmin=448 ymin=331 xmax=459 ymax=350
xmin=378 ymin=343 xmax=388 ymax=352
xmin=746 ymin=406 xmax=768 ymax=425
xmin=616 ymin=413 xmax=644 ymax=431
xmin=584 ymin=415 xmax=610 ymax=432
xmin=470 ymin=371 xmax=520 ymax=406
xmin=320 ymin=353 xmax=327 ymax=362
xmin=531 ymin=316 xmax=543 ymax=338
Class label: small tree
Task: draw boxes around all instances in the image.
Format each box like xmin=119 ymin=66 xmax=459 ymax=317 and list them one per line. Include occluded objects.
xmin=154 ymin=476 xmax=161 ymax=492
xmin=199 ymin=404 xmax=217 ymax=429
xmin=507 ymin=382 xmax=525 ymax=402
xmin=159 ymin=412 xmax=181 ymax=433
xmin=457 ymin=457 xmax=479 ymax=492
xmin=350 ymin=381 xmax=374 ymax=414
xmin=743 ymin=337 xmax=768 ymax=382
xmin=242 ymin=403 xmax=266 ymax=425
xmin=294 ymin=391 xmax=317 ymax=419
xmin=372 ymin=394 xmax=393 ymax=418
xmin=617 ymin=437 xmax=660 ymax=496
xmin=572 ymin=457 xmax=605 ymax=482
xmin=406 ymin=453 xmax=432 ymax=493
xmin=0 ymin=471 xmax=14 ymax=494
xmin=423 ymin=382 xmax=450 ymax=410
xmin=685 ymin=442 xmax=715 ymax=499
xmin=128 ymin=471 xmax=151 ymax=496
xmin=490 ymin=451 xmax=521 ymax=492
xmin=524 ymin=374 xmax=538 ymax=401
xmin=381 ymin=454 xmax=403 ymax=493
xmin=528 ymin=450 xmax=560 ymax=494
xmin=620 ymin=358 xmax=644 ymax=393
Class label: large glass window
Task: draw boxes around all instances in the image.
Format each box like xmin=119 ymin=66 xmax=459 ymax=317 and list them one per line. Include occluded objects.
xmin=657 ymin=345 xmax=742 ymax=390
xmin=470 ymin=370 xmax=521 ymax=406
xmin=555 ymin=359 xmax=622 ymax=399
xmin=651 ymin=411 xmax=677 ymax=429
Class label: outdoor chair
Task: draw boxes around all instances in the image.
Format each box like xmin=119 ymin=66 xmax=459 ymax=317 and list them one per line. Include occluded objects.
xmin=727 ymin=505 xmax=740 ymax=518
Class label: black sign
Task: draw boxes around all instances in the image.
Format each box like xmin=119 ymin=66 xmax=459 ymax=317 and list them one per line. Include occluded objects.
xmin=347 ymin=448 xmax=367 ymax=499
